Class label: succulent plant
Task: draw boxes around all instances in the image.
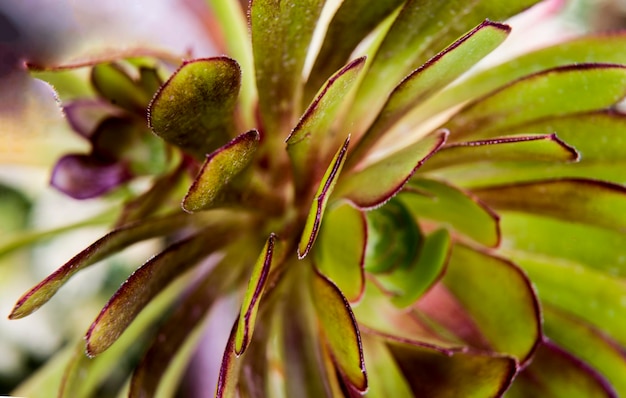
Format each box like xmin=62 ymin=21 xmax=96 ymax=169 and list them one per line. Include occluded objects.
xmin=5 ymin=0 xmax=626 ymax=396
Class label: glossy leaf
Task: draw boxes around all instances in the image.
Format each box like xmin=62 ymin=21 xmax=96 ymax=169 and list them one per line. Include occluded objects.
xmin=401 ymin=178 xmax=500 ymax=247
xmin=445 ymin=64 xmax=626 ymax=142
xmin=354 ymin=20 xmax=510 ymax=157
xmin=86 ymin=225 xmax=240 ymax=356
xmin=50 ymin=154 xmax=132 ymax=199
xmin=9 ymin=213 xmax=196 ymax=319
xmin=148 ymin=57 xmax=241 ymax=158
xmin=298 ymin=137 xmax=350 ymax=258
xmin=360 ymin=335 xmax=413 ymax=398
xmin=216 ymin=319 xmax=243 ymax=398
xmin=422 ymin=134 xmax=579 ymax=171
xmin=91 ymin=63 xmax=153 ymax=114
xmin=250 ymin=0 xmax=325 ymax=135
xmin=310 ymin=269 xmax=367 ymax=392
xmin=183 ymin=130 xmax=260 ymax=212
xmin=348 ymin=0 xmax=541 ymax=132
xmin=287 ymin=57 xmax=365 ymax=190
xmin=337 ymin=129 xmax=447 ymax=209
xmin=380 ymin=228 xmax=451 ymax=308
xmin=507 ymin=341 xmax=617 ymax=398
xmin=543 ymin=306 xmax=626 ymax=396
xmin=313 ymin=202 xmax=366 ymax=302
xmin=363 ymin=198 xmax=421 ymax=274
xmin=387 ymin=339 xmax=517 ymax=398
xmin=235 ymin=234 xmax=276 ymax=355
xmin=474 ymin=178 xmax=626 ymax=232
xmin=443 ymin=245 xmax=541 ymax=363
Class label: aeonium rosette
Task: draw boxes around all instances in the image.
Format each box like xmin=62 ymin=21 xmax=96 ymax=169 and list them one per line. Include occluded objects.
xmin=7 ymin=0 xmax=626 ymax=396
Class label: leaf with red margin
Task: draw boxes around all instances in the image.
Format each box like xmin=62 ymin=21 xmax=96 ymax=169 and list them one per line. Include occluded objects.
xmin=298 ymin=137 xmax=350 ymax=258
xmin=235 ymin=234 xmax=277 ymax=355
xmin=445 ymin=64 xmax=626 ymax=142
xmin=352 ymin=20 xmax=510 ymax=158
xmin=443 ymin=244 xmax=541 ymax=364
xmin=310 ymin=269 xmax=367 ymax=392
xmin=386 ymin=336 xmax=517 ymax=398
xmin=507 ymin=340 xmax=618 ymax=398
xmin=148 ymin=57 xmax=241 ymax=159
xmin=336 ymin=130 xmax=447 ymax=209
xmin=360 ymin=334 xmax=413 ymax=398
xmin=287 ymin=57 xmax=365 ymax=191
xmin=85 ymin=224 xmax=240 ymax=356
xmin=543 ymin=305 xmax=626 ymax=396
xmin=473 ymin=178 xmax=626 ymax=232
xmin=401 ymin=178 xmax=500 ymax=247
xmin=183 ymin=130 xmax=260 ymax=212
xmin=215 ymin=318 xmax=243 ymax=398
xmin=9 ymin=212 xmax=197 ymax=320
xmin=50 ymin=154 xmax=132 ymax=199
xmin=421 ymin=134 xmax=579 ymax=171
xmin=313 ymin=202 xmax=367 ymax=302
xmin=250 ymin=0 xmax=325 ymax=134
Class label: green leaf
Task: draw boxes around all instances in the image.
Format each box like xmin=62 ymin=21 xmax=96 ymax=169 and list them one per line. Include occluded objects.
xmin=360 ymin=334 xmax=413 ymax=398
xmin=421 ymin=134 xmax=579 ymax=171
xmin=347 ymin=0 xmax=540 ymax=133
xmin=380 ymin=228 xmax=451 ymax=308
xmin=499 ymin=211 xmax=626 ymax=277
xmin=543 ymin=306 xmax=626 ymax=396
xmin=313 ymin=202 xmax=366 ymax=302
xmin=512 ymin=255 xmax=626 ymax=346
xmin=148 ymin=57 xmax=241 ymax=158
xmin=235 ymin=234 xmax=277 ymax=355
xmin=215 ymin=320 xmax=243 ymax=398
xmin=91 ymin=63 xmax=153 ymax=114
xmin=287 ymin=57 xmax=365 ymax=191
xmin=474 ymin=178 xmax=626 ymax=232
xmin=353 ymin=20 xmax=510 ymax=157
xmin=422 ymin=33 xmax=626 ymax=118
xmin=9 ymin=213 xmax=195 ymax=319
xmin=443 ymin=245 xmax=541 ymax=363
xmin=250 ymin=0 xmax=326 ymax=135
xmin=401 ymin=178 xmax=500 ymax=247
xmin=363 ymin=198 xmax=421 ymax=274
xmin=337 ymin=129 xmax=447 ymax=209
xmin=507 ymin=341 xmax=617 ymax=398
xmin=85 ymin=224 xmax=240 ymax=356
xmin=182 ymin=130 xmax=260 ymax=212
xmin=298 ymin=137 xmax=350 ymax=258
xmin=445 ymin=64 xmax=626 ymax=142
xmin=387 ymin=339 xmax=517 ymax=397
xmin=310 ymin=269 xmax=367 ymax=392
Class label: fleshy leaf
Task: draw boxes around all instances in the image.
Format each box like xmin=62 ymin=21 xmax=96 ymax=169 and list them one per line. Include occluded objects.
xmin=86 ymin=225 xmax=240 ymax=356
xmin=250 ymin=0 xmax=325 ymax=135
xmin=387 ymin=339 xmax=517 ymax=397
xmin=473 ymin=178 xmax=626 ymax=232
xmin=443 ymin=244 xmax=541 ymax=363
xmin=91 ymin=63 xmax=153 ymax=115
xmin=543 ymin=306 xmax=626 ymax=396
xmin=50 ymin=154 xmax=132 ymax=199
xmin=360 ymin=334 xmax=413 ymax=398
xmin=304 ymin=0 xmax=404 ymax=101
xmin=353 ymin=20 xmax=510 ymax=157
xmin=445 ymin=64 xmax=626 ymax=142
xmin=148 ymin=57 xmax=241 ymax=158
xmin=64 ymin=99 xmax=120 ymax=138
xmin=298 ymin=136 xmax=350 ymax=258
xmin=235 ymin=233 xmax=276 ymax=355
xmin=183 ymin=130 xmax=260 ymax=212
xmin=310 ymin=269 xmax=367 ymax=392
xmin=287 ymin=57 xmax=365 ymax=190
xmin=421 ymin=134 xmax=579 ymax=171
xmin=313 ymin=202 xmax=366 ymax=302
xmin=378 ymin=228 xmax=451 ymax=308
xmin=401 ymin=178 xmax=500 ymax=247
xmin=507 ymin=340 xmax=617 ymax=398
xmin=337 ymin=129 xmax=447 ymax=209
xmin=347 ymin=0 xmax=540 ymax=132
xmin=216 ymin=319 xmax=243 ymax=398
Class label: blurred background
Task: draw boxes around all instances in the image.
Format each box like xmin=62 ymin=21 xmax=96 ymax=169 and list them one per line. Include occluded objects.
xmin=0 ymin=0 xmax=622 ymax=394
